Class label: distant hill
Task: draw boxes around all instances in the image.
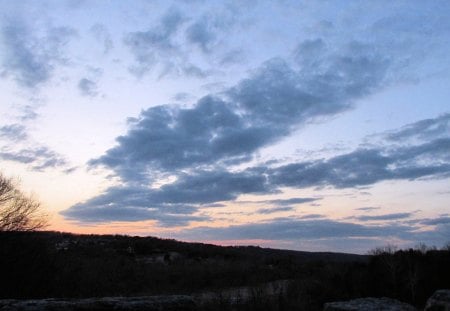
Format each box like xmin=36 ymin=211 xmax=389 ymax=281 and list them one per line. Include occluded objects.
xmin=40 ymin=230 xmax=368 ymax=263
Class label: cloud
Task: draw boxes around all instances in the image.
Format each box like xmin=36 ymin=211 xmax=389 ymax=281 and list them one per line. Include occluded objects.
xmin=78 ymin=78 xmax=98 ymax=97
xmin=0 ymin=124 xmax=27 ymax=142
xmin=408 ymin=218 xmax=450 ymax=247
xmin=0 ymin=146 xmax=69 ymax=171
xmin=19 ymin=105 xmax=39 ymax=121
xmin=256 ymin=206 xmax=294 ymax=215
xmin=0 ymin=20 xmax=76 ymax=88
xmin=228 ymin=42 xmax=390 ymax=126
xmin=265 ymin=197 xmax=320 ymax=206
xmin=124 ymin=4 xmax=242 ymax=77
xmin=186 ymin=17 xmax=216 ymax=53
xmin=90 ymin=24 xmax=113 ymax=54
xmin=269 ymin=138 xmax=450 ymax=189
xmin=185 ymin=7 xmax=237 ymax=54
xmin=65 ymin=32 xmax=446 ymax=226
xmin=299 ymin=214 xmax=324 ymax=220
xmin=89 ymin=96 xmax=253 ymax=180
xmin=355 ymin=212 xmax=413 ymax=222
xmin=420 ymin=216 xmax=450 ymax=226
xmin=0 ymin=102 xmax=71 ymax=172
xmin=62 ymin=201 xmax=207 ymax=227
xmin=63 ymin=168 xmax=272 ymax=223
xmin=172 ymin=92 xmax=194 ymax=102
xmin=68 ymin=116 xmax=450 ymax=225
xmin=384 ymin=113 xmax=450 ymax=143
xmin=61 ymin=184 xmax=210 ymax=227
xmin=92 ymin=39 xmax=391 ymax=183
xmin=151 ymin=169 xmax=272 ymax=204
xmin=174 ymin=217 xmax=415 ymax=241
xmin=124 ymin=8 xmax=186 ymax=76
xmin=355 ymin=207 xmax=380 ymax=212
xmin=87 ymin=116 xmax=449 ymax=218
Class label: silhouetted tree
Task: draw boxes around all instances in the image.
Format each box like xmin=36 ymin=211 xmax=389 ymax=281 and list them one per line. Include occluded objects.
xmin=0 ymin=173 xmax=48 ymax=231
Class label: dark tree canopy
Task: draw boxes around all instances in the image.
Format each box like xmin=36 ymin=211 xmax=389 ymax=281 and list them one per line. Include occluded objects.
xmin=0 ymin=173 xmax=48 ymax=231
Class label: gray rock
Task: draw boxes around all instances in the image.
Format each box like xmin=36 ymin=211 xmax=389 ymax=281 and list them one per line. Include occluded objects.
xmin=425 ymin=289 xmax=450 ymax=311
xmin=0 ymin=295 xmax=196 ymax=311
xmin=324 ymin=297 xmax=416 ymax=311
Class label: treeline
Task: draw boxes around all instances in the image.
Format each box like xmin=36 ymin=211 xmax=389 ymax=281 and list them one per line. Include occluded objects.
xmin=0 ymin=231 xmax=449 ymax=310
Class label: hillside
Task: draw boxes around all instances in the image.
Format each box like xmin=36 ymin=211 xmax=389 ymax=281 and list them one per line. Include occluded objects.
xmin=0 ymin=231 xmax=449 ymax=310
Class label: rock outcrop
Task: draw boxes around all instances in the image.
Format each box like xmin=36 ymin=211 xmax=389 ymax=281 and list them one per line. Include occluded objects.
xmin=0 ymin=295 xmax=196 ymax=311
xmin=425 ymin=289 xmax=450 ymax=311
xmin=324 ymin=297 xmax=416 ymax=311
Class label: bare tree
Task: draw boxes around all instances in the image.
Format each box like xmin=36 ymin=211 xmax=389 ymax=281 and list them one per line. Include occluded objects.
xmin=0 ymin=173 xmax=48 ymax=231
xmin=368 ymin=244 xmax=400 ymax=296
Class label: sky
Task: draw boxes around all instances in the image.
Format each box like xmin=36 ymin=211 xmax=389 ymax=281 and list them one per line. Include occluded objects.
xmin=0 ymin=0 xmax=449 ymax=254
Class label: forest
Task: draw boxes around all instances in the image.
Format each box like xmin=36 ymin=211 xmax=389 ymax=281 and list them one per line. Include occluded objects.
xmin=1 ymin=231 xmax=449 ymax=310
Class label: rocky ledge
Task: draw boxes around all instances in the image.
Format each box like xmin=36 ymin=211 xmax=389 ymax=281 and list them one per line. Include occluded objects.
xmin=425 ymin=289 xmax=450 ymax=311
xmin=324 ymin=289 xmax=450 ymax=311
xmin=0 ymin=295 xmax=196 ymax=311
xmin=324 ymin=297 xmax=417 ymax=311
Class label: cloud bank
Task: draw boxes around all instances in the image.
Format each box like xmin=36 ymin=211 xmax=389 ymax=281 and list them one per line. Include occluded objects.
xmin=64 ymin=22 xmax=450 ymax=228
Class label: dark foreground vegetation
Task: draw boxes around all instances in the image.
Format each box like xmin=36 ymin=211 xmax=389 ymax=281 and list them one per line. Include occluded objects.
xmin=0 ymin=231 xmax=449 ymax=310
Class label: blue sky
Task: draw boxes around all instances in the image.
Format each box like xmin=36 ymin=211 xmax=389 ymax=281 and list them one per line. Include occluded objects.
xmin=0 ymin=0 xmax=449 ymax=253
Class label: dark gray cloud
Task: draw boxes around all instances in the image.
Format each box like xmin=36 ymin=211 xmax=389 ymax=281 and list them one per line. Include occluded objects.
xmin=172 ymin=92 xmax=194 ymax=102
xmin=255 ymin=206 xmax=294 ymax=214
xmin=186 ymin=17 xmax=216 ymax=53
xmin=406 ymin=219 xmax=450 ymax=248
xmin=269 ymin=138 xmax=450 ymax=189
xmin=266 ymin=197 xmax=320 ymax=206
xmin=269 ymin=114 xmax=450 ymax=194
xmin=64 ymin=35 xmax=450 ymax=226
xmin=385 ymin=113 xmax=450 ymax=142
xmin=355 ymin=212 xmax=413 ymax=222
xmin=62 ymin=197 xmax=208 ymax=227
xmin=158 ymin=63 xmax=210 ymax=79
xmin=124 ymin=4 xmax=241 ymax=77
xmin=0 ymin=105 xmax=72 ymax=172
xmin=355 ymin=207 xmax=380 ymax=212
xmin=61 ymin=183 xmax=212 ymax=227
xmin=67 ymin=115 xmax=450 ymax=225
xmin=227 ymin=42 xmax=389 ymax=127
xmin=0 ymin=124 xmax=27 ymax=142
xmin=89 ymin=96 xmax=258 ymax=180
xmin=0 ymin=110 xmax=72 ymax=172
xmin=299 ymin=214 xmax=324 ymax=220
xmin=78 ymin=78 xmax=98 ymax=97
xmin=185 ymin=7 xmax=237 ymax=54
xmin=152 ymin=169 xmax=272 ymax=204
xmin=63 ymin=168 xmax=272 ymax=223
xmin=0 ymin=20 xmax=76 ymax=88
xmin=420 ymin=216 xmax=450 ymax=226
xmin=124 ymin=8 xmax=186 ymax=76
xmin=0 ymin=146 xmax=69 ymax=171
xmin=174 ymin=217 xmax=415 ymax=241
xmin=92 ymin=39 xmax=390 ymax=183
